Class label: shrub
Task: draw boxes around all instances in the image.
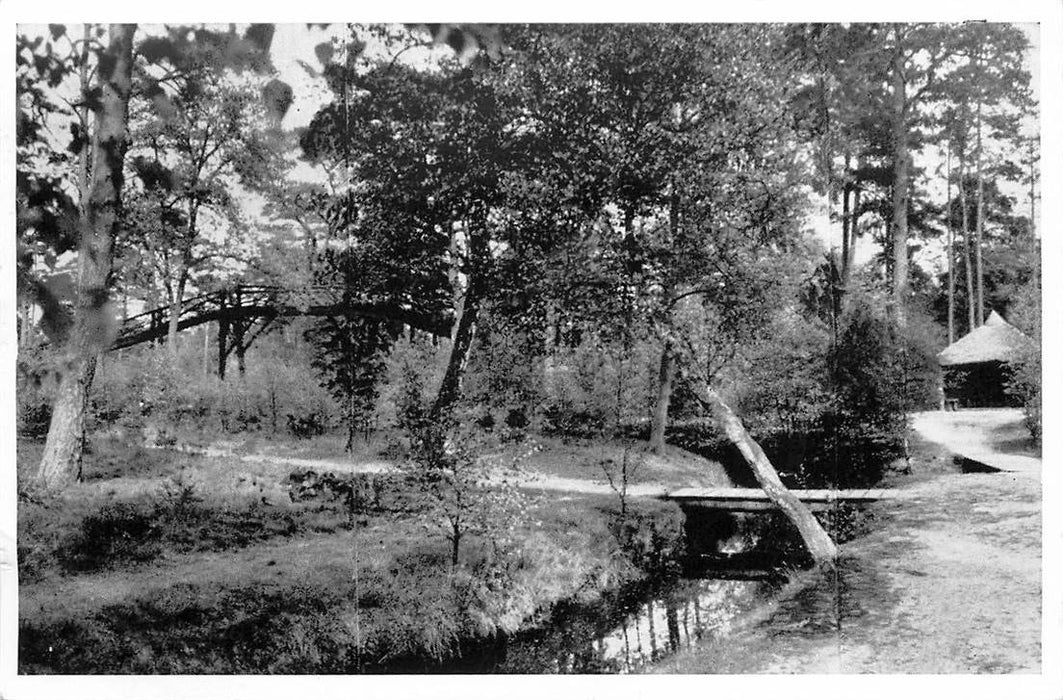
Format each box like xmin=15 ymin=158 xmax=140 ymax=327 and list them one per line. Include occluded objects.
xmin=540 ymin=401 xmax=608 ymax=438
xmin=59 ymin=500 xmax=164 ymax=571
xmin=1005 ymin=277 xmax=1041 ymax=443
xmin=610 ymin=501 xmax=686 ymax=578
xmin=1007 ymin=346 xmax=1041 ymax=443
xmin=17 ymin=401 xmax=52 ymax=440
xmin=286 ymin=410 xmax=328 ymax=439
xmin=16 ymin=346 xmax=57 ymax=439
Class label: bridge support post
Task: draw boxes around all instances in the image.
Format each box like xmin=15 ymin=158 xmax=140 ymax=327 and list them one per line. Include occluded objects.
xmin=234 ymin=288 xmax=246 ymax=377
xmin=235 ymin=323 xmax=246 ymax=377
xmin=218 ymin=320 xmax=229 ymax=380
xmin=218 ymin=300 xmax=229 ymax=381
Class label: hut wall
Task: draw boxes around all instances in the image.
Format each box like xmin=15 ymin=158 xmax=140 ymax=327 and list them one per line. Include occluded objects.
xmin=943 ymin=361 xmax=1020 ymax=408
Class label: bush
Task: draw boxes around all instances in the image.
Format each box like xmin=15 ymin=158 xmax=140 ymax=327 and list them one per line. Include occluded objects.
xmin=1005 ymin=277 xmax=1041 ymax=443
xmin=17 ymin=401 xmax=52 ymax=440
xmin=16 ymin=346 xmax=57 ymax=439
xmin=720 ymin=296 xmax=941 ymax=488
xmin=1007 ymin=346 xmax=1041 ymax=443
xmin=287 ymin=469 xmax=425 ymax=518
xmin=89 ymin=334 xmax=339 ymax=439
xmin=59 ymin=501 xmax=164 ymax=571
xmin=610 ymin=501 xmax=686 ymax=578
xmin=287 ymin=410 xmax=328 ymax=439
xmin=540 ymin=402 xmax=608 ymax=438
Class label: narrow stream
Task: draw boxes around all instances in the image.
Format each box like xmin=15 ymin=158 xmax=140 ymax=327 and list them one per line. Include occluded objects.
xmin=374 ymin=561 xmax=786 ymax=674
xmin=485 ymin=573 xmax=783 ymax=673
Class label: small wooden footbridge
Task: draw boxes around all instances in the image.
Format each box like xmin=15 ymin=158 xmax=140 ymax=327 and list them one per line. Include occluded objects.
xmin=661 ymin=487 xmax=900 ymax=512
xmin=110 ymin=284 xmax=453 ymax=378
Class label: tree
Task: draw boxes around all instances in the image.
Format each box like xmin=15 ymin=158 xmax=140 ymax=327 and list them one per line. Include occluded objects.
xmin=301 ymin=26 xmax=558 ymax=424
xmin=936 ymin=23 xmax=1033 ymax=329
xmin=16 ymin=25 xmax=104 ymax=350
xmin=19 ymin=23 xmax=284 ymax=488
xmin=498 ymin=25 xmax=836 ymax=564
xmin=31 ymin=24 xmax=136 ymax=489
xmin=305 ymin=247 xmax=400 ymax=451
xmin=691 ymin=382 xmax=838 ymax=565
xmin=123 ymin=33 xmax=280 ymax=354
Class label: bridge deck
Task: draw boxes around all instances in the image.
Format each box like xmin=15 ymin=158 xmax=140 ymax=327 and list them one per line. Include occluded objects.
xmin=663 ymin=487 xmax=900 ymax=512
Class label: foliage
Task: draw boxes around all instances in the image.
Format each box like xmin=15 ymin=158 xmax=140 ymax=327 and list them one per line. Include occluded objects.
xmin=819 ymin=297 xmax=941 ymax=483
xmin=287 ymin=469 xmax=427 ymax=522
xmin=88 ymin=338 xmax=335 ymax=439
xmin=396 ymin=362 xmax=534 ymax=567
xmin=720 ymin=290 xmax=941 ymax=487
xmin=285 ymin=411 xmax=328 ymax=440
xmin=303 ymin=247 xmax=402 ymax=450
xmin=1005 ymin=275 xmax=1041 ymax=441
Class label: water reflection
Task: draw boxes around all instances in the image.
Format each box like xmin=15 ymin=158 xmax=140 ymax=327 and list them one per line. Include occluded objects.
xmin=493 ymin=577 xmax=779 ymax=674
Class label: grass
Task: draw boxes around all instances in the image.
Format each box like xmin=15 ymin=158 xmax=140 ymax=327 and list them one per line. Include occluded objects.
xmin=17 ymin=436 xmax=687 ymax=673
xmin=515 ymin=436 xmax=732 ymax=487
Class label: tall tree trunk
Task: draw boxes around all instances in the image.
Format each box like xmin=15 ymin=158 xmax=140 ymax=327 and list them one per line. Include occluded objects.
xmin=946 ymin=139 xmax=955 ymax=344
xmin=974 ymin=52 xmax=986 ymax=327
xmin=889 ymin=41 xmax=910 ymax=327
xmin=847 ymin=187 xmax=860 ymax=280
xmin=693 ymin=384 xmax=837 ymax=567
xmin=235 ymin=321 xmax=247 ymax=377
xmin=167 ymin=267 xmax=187 ymax=356
xmin=1028 ymin=137 xmax=1037 ymax=236
xmin=345 ymin=393 xmax=355 ymax=453
xmin=431 ymin=286 xmax=481 ymax=421
xmin=36 ymin=24 xmax=135 ymax=490
xmin=649 ymin=343 xmax=675 ymax=453
xmin=840 ymin=178 xmax=852 ymax=288
xmin=18 ymin=300 xmax=32 ymax=348
xmin=959 ymin=139 xmax=976 ymax=335
xmin=218 ymin=317 xmax=230 ymax=380
xmin=430 ymin=227 xmax=487 ymax=421
xmin=202 ymin=323 xmax=210 ymax=375
xmin=75 ymin=24 xmax=93 ymax=207
xmin=650 ymin=190 xmax=679 ymax=453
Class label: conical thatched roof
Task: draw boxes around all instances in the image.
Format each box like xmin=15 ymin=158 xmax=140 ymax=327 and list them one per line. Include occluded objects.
xmin=938 ymin=310 xmax=1035 ymax=367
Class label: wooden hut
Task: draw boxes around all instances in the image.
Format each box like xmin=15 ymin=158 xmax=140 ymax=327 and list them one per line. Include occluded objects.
xmin=938 ymin=310 xmax=1035 ymax=408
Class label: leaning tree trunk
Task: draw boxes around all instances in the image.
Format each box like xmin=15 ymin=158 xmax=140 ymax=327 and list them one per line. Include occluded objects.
xmin=36 ymin=24 xmax=135 ymax=490
xmin=693 ymin=384 xmax=837 ymax=567
xmin=889 ymin=43 xmax=910 ymax=328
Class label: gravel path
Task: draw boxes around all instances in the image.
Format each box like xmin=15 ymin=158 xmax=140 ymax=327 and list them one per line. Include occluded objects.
xmin=911 ymin=408 xmax=1041 ymax=474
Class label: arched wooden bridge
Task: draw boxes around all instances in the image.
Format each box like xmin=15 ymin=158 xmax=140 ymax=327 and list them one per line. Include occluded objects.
xmin=112 ymin=285 xmax=453 ymax=379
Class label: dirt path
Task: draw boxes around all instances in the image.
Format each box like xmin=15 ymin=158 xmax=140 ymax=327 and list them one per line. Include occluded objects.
xmin=154 ymin=443 xmax=676 ymax=497
xmin=912 ymin=408 xmax=1041 ymax=474
xmin=657 ymin=411 xmax=1042 ymax=673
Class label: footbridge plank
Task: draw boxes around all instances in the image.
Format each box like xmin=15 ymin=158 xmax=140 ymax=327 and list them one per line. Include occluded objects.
xmin=663 ymin=487 xmax=900 ymax=512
